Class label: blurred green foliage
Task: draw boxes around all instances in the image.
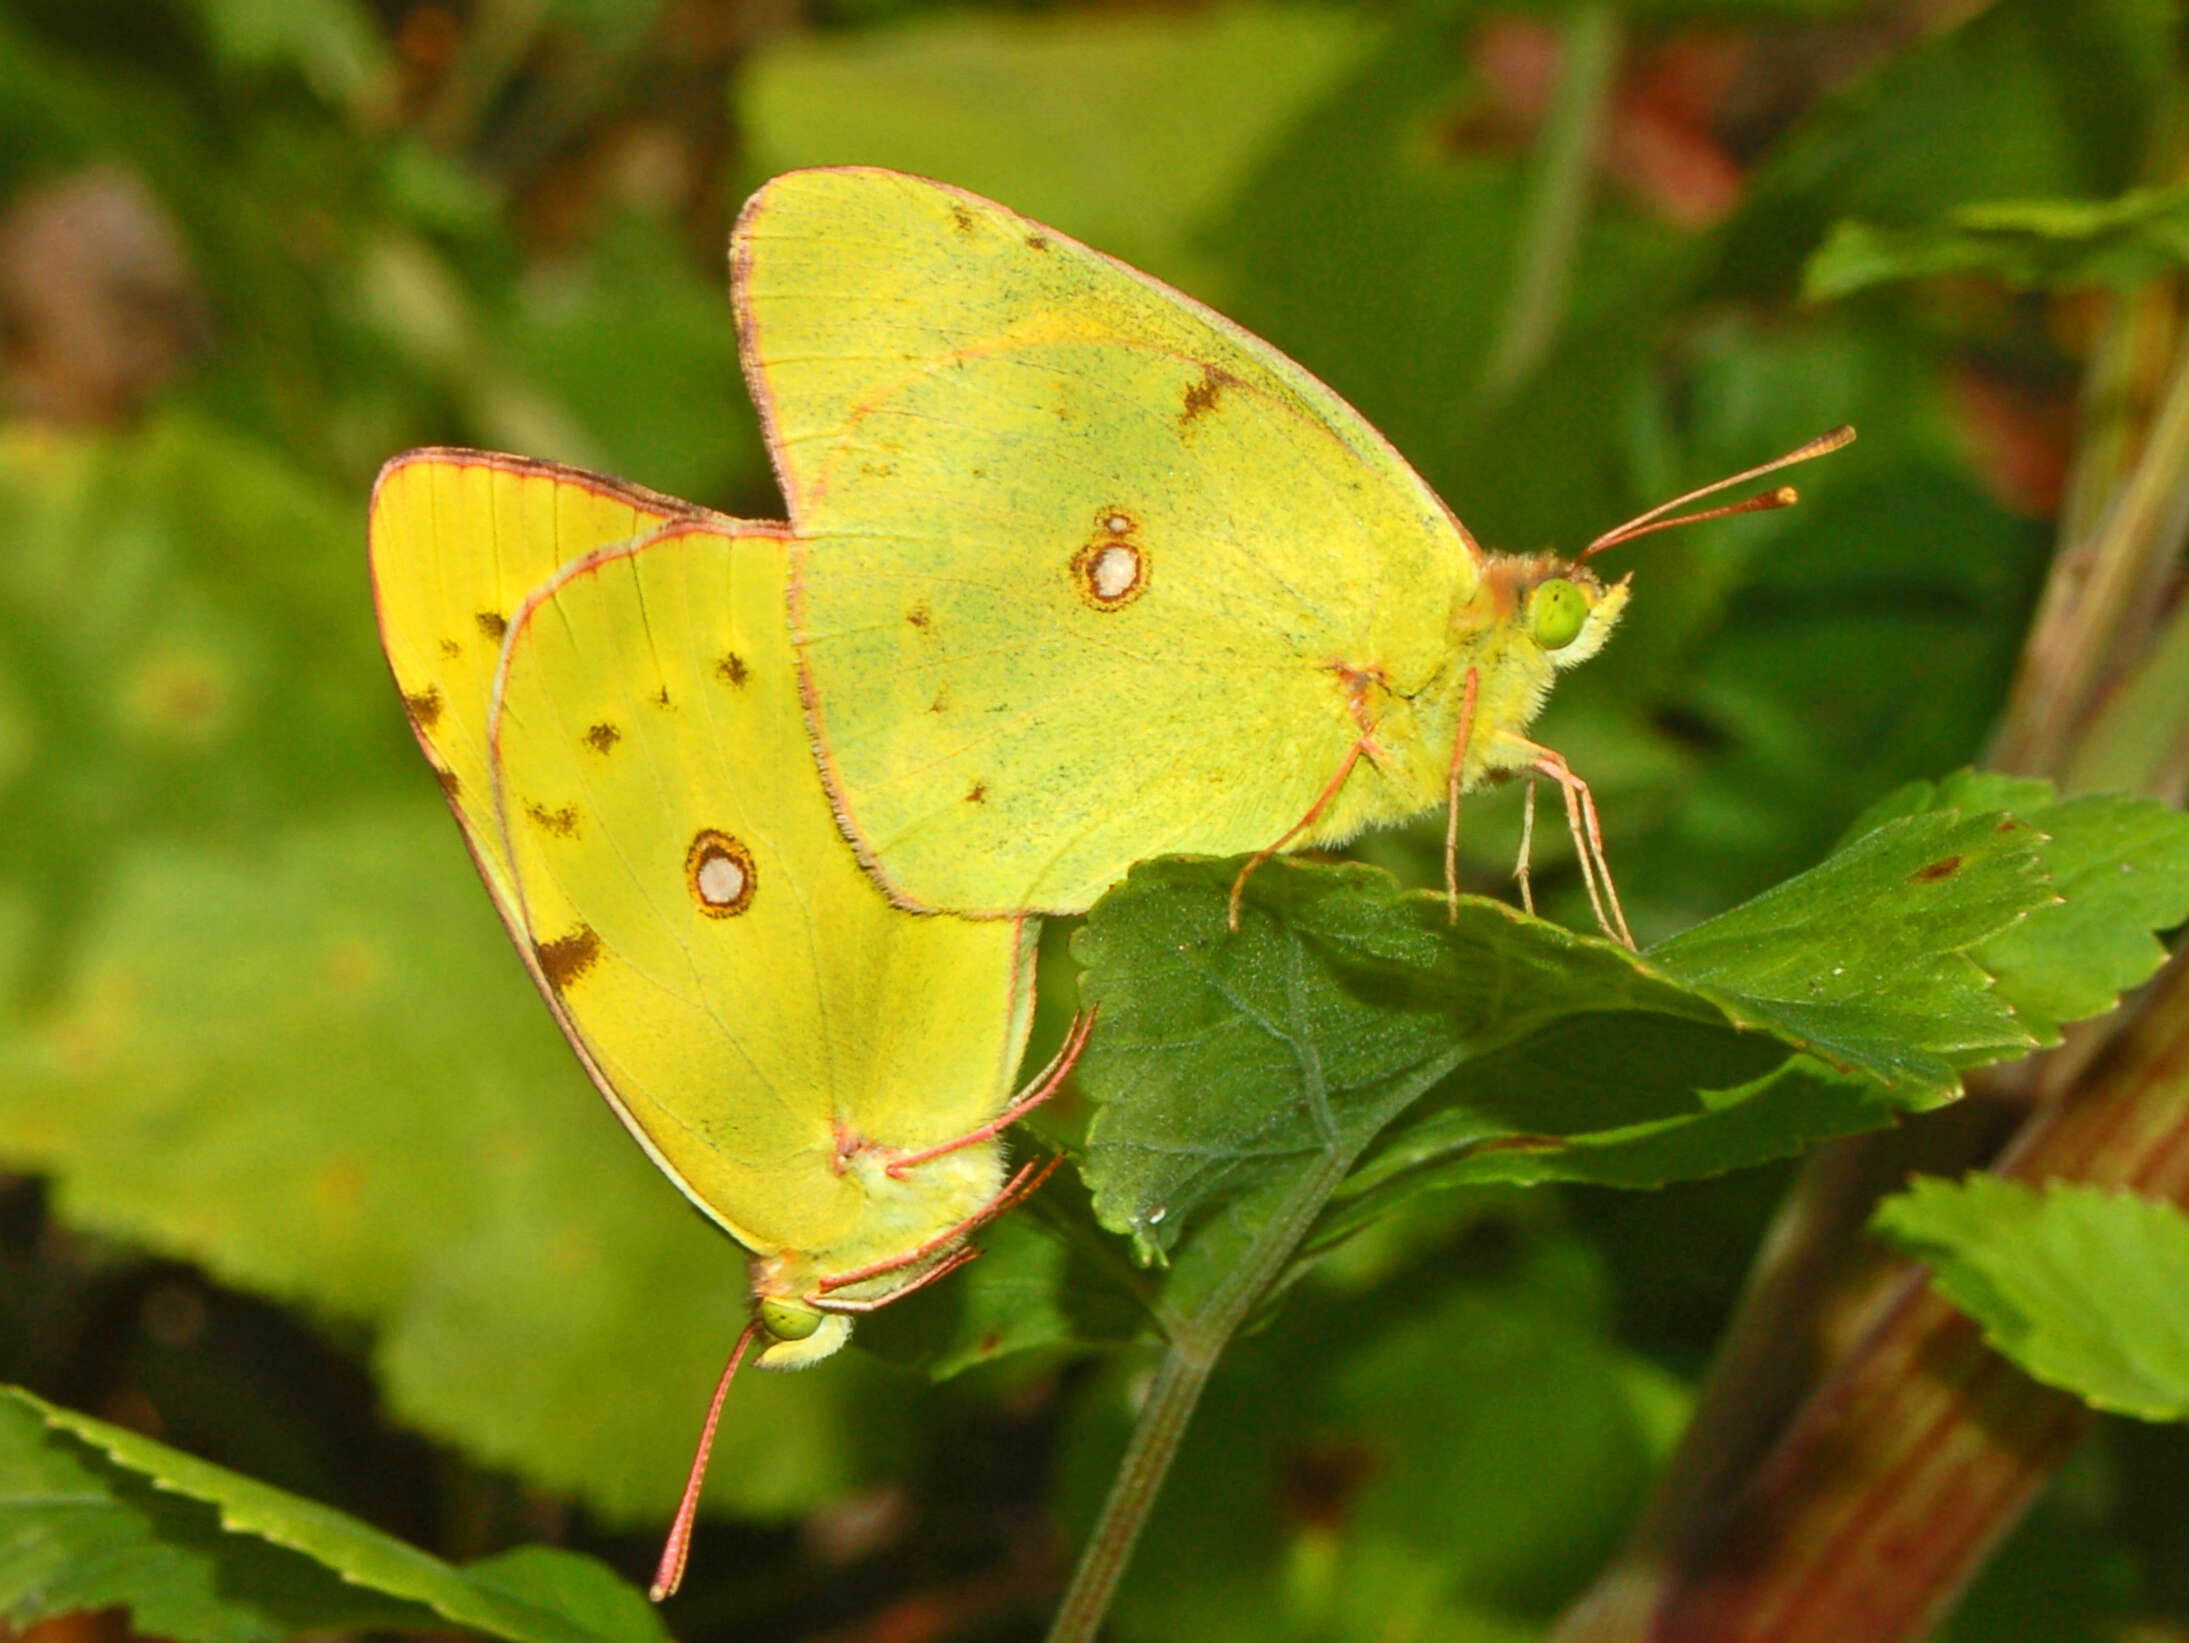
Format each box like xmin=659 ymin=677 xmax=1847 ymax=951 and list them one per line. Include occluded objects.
xmin=1 ymin=0 xmax=2187 ymax=1638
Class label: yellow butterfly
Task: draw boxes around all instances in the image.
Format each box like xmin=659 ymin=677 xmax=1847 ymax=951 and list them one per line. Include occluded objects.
xmin=735 ymin=167 xmax=1848 ymax=941
xmin=368 ymin=451 xmax=1079 ymax=1596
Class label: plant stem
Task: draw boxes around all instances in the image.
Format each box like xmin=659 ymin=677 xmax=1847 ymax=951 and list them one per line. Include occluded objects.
xmin=1479 ymin=4 xmax=1622 ymax=405
xmin=1046 ymin=1149 xmax=1353 ymax=1643
xmin=1645 ymin=957 xmax=2189 ymax=1642
xmin=1042 ymin=1340 xmax=1215 ymax=1643
xmin=1990 ymin=326 xmax=2189 ymax=774
xmin=1552 ymin=165 xmax=2189 ymax=1641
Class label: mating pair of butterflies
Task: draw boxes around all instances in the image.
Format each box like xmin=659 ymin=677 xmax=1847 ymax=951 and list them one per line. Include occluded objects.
xmin=369 ymin=167 xmax=1846 ymax=1596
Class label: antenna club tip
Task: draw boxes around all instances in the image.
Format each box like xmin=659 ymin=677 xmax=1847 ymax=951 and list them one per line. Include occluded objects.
xmin=1771 ymin=485 xmax=1798 ymax=505
xmin=648 ymin=1582 xmax=673 ymax=1605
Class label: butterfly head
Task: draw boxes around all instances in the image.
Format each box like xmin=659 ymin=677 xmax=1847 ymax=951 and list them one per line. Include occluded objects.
xmin=1478 ymin=554 xmax=1630 ymax=671
xmin=754 ymin=1302 xmax=852 ymax=1367
xmin=1525 ymin=564 xmax=1629 ymax=669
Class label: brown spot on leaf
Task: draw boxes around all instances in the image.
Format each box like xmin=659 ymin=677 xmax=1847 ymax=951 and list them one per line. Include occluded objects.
xmin=403 ymin=686 xmax=443 ymax=731
xmin=1912 ymin=855 xmax=1963 ymax=883
xmin=528 ymin=801 xmax=581 ymax=838
xmin=978 ymin=1331 xmax=1002 ymax=1355
xmin=584 ymin=722 xmax=620 ymax=754
xmin=536 ymin=926 xmax=601 ymax=993
xmin=475 ymin=610 xmax=507 ymax=641
xmin=907 ymin=603 xmax=933 ymax=631
xmin=928 ymin=690 xmax=949 ymax=714
xmin=966 ymin=781 xmax=988 ymax=804
xmin=1026 ymin=233 xmax=1049 ymax=252
xmin=949 ymin=204 xmax=975 ymax=235
xmin=1469 ymin=1133 xmax=1565 ymax=1156
xmin=716 ymin=652 xmax=748 ymax=688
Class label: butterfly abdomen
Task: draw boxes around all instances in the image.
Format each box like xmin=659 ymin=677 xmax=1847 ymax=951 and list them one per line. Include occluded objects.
xmin=810 ymin=1138 xmax=1006 ymax=1302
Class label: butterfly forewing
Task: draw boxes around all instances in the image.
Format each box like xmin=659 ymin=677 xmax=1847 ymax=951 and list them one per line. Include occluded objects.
xmin=736 ymin=167 xmax=1480 ymax=916
xmin=368 ymin=450 xmax=704 ymax=913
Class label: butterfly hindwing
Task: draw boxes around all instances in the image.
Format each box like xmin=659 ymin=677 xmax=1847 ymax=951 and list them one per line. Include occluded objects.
xmin=487 ymin=522 xmax=1033 ymax=1265
xmin=736 ymin=167 xmax=1481 ymax=916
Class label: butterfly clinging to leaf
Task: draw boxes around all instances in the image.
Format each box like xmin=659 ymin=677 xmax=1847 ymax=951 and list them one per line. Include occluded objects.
xmin=733 ymin=167 xmax=1850 ymax=942
xmin=368 ymin=452 xmax=1081 ymax=1598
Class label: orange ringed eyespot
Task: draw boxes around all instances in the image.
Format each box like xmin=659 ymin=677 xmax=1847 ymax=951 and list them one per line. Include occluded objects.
xmin=687 ymin=830 xmax=756 ymax=917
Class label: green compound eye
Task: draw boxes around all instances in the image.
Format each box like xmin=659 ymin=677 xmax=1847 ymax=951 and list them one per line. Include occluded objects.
xmin=758 ymin=1297 xmax=825 ymax=1342
xmin=1529 ymin=578 xmax=1589 ymax=651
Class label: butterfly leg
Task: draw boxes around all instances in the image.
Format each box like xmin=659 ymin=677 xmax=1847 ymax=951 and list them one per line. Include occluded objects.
xmin=651 ymin=1316 xmax=762 ymax=1601
xmin=1226 ymin=739 xmax=1367 ymax=929
xmin=1442 ymin=667 xmax=1480 ymax=924
xmin=815 ymin=1152 xmax=1066 ymax=1295
xmin=1495 ymin=734 xmax=1633 ymax=948
xmin=812 ymin=1243 xmax=984 ymax=1314
xmin=885 ymin=1008 xmax=1096 ymax=1180
xmin=1513 ymin=777 xmax=1538 ymax=916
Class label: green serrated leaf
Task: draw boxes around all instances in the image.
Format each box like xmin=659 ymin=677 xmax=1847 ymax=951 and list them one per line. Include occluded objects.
xmin=1076 ymin=780 xmax=2164 ymax=1313
xmin=1841 ymin=770 xmax=2061 ymax=841
xmin=1875 ymin=1176 xmax=2189 ymax=1421
xmin=1976 ymin=796 xmax=2189 ymax=1040
xmin=1651 ymin=809 xmax=2050 ymax=1097
xmin=1073 ymin=858 xmax=1728 ymax=1269
xmin=1330 ymin=1058 xmax=1892 ymax=1221
xmin=0 ymin=1387 xmax=658 ymax=1643
xmin=1836 ymin=776 xmax=2189 ymax=1041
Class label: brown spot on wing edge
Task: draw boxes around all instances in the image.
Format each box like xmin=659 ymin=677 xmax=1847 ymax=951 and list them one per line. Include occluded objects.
xmin=1912 ymin=855 xmax=1963 ymax=883
xmin=537 ymin=926 xmax=601 ymax=993
xmin=1181 ymin=364 xmax=1238 ymax=429
xmin=403 ymin=687 xmax=443 ymax=731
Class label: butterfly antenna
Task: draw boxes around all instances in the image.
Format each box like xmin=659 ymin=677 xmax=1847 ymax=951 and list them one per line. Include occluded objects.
xmin=1579 ymin=425 xmax=1856 ymax=561
xmin=651 ymin=1317 xmax=761 ymax=1602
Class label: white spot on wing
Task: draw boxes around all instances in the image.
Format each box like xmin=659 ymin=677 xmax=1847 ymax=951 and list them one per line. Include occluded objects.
xmin=1090 ymin=544 xmax=1139 ymax=601
xmin=697 ymin=850 xmax=746 ymax=908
